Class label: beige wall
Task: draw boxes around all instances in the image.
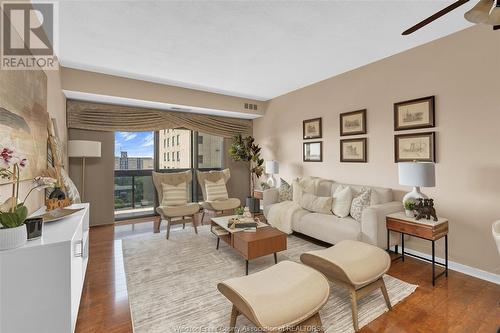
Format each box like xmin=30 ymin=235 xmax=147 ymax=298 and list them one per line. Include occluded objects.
xmin=61 ymin=67 xmax=266 ymax=117
xmin=253 ymin=26 xmax=500 ymax=275
xmin=69 ymin=129 xmax=115 ymax=226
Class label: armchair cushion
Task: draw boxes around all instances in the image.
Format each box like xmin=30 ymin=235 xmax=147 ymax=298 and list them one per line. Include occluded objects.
xmin=156 ymin=202 xmax=200 ymax=218
xmin=201 ymin=198 xmax=240 ymax=211
xmin=205 ymin=178 xmax=229 ymax=201
xmin=196 ymin=169 xmax=230 ymax=201
xmin=161 ymin=182 xmax=187 ymax=206
xmin=153 ymin=171 xmax=192 ymax=204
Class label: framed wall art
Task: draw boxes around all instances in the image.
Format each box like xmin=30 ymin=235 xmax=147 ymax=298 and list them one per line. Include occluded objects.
xmin=303 ymin=141 xmax=322 ymax=162
xmin=395 ymin=132 xmax=435 ymax=162
xmin=303 ymin=118 xmax=322 ymax=139
xmin=340 ymin=109 xmax=366 ymax=136
xmin=394 ymin=96 xmax=435 ymax=131
xmin=340 ymin=138 xmax=367 ymax=163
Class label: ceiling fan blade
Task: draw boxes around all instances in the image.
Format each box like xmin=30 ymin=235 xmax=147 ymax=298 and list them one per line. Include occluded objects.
xmin=494 ymin=25 xmax=500 ymax=29
xmin=464 ymin=0 xmax=494 ymax=24
xmin=403 ymin=0 xmax=470 ymax=35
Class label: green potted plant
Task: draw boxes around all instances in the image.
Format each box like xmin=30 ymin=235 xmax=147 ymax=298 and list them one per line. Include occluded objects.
xmin=0 ymin=147 xmax=55 ymax=250
xmin=403 ymin=199 xmax=415 ymax=218
xmin=234 ymin=206 xmax=244 ymax=218
xmin=229 ymin=135 xmax=264 ymax=213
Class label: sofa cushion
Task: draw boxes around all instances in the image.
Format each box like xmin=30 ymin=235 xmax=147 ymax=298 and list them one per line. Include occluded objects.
xmin=292 ymin=177 xmax=320 ymax=203
xmin=300 ymin=193 xmax=333 ymax=215
xmin=205 ymin=178 xmax=229 ymax=201
xmin=332 ymin=183 xmax=393 ymax=205
xmin=316 ymin=179 xmax=335 ymax=197
xmin=278 ymin=178 xmax=292 ymax=202
xmin=350 ymin=188 xmax=371 ymax=222
xmin=294 ymin=213 xmax=360 ymax=245
xmin=332 ymin=185 xmax=352 ymax=218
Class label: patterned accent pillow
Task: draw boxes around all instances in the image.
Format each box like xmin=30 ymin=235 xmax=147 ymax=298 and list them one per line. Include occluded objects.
xmin=60 ymin=168 xmax=81 ymax=204
xmin=161 ymin=182 xmax=187 ymax=206
xmin=278 ymin=178 xmax=292 ymax=202
xmin=205 ymin=178 xmax=229 ymax=201
xmin=350 ymin=188 xmax=371 ymax=222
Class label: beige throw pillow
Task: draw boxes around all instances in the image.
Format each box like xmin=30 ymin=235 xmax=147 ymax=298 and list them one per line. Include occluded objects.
xmin=161 ymin=182 xmax=187 ymax=206
xmin=292 ymin=177 xmax=319 ymax=203
xmin=205 ymin=178 xmax=229 ymax=201
xmin=300 ymin=193 xmax=333 ymax=214
xmin=332 ymin=185 xmax=352 ymax=218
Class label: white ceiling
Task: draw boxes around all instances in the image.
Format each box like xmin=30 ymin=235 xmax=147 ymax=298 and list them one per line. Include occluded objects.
xmin=58 ymin=0 xmax=474 ymax=101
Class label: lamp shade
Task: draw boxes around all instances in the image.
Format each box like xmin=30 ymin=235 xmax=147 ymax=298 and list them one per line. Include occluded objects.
xmin=68 ymin=140 xmax=101 ymax=158
xmin=398 ymin=162 xmax=435 ymax=187
xmin=265 ymin=160 xmax=279 ymax=174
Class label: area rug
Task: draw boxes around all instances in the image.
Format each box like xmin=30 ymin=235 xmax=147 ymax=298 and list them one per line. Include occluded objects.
xmin=122 ymin=226 xmax=417 ymax=333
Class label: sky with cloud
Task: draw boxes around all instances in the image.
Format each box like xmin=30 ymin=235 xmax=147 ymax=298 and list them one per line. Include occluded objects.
xmin=115 ymin=131 xmax=154 ymax=157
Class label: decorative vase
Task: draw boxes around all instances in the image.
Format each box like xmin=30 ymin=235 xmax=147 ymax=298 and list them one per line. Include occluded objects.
xmin=49 ymin=187 xmax=66 ymax=200
xmin=405 ymin=209 xmax=414 ymax=218
xmin=246 ymin=197 xmax=260 ymax=213
xmin=0 ymin=225 xmax=27 ymax=251
xmin=25 ymin=217 xmax=43 ymax=240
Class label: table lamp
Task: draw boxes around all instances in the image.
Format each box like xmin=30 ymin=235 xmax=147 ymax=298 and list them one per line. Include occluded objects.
xmin=265 ymin=160 xmax=279 ymax=188
xmin=68 ymin=140 xmax=101 ymax=201
xmin=398 ymin=162 xmax=435 ymax=204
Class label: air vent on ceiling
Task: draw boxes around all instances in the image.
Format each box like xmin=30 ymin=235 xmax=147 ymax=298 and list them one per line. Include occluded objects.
xmin=244 ymin=103 xmax=258 ymax=110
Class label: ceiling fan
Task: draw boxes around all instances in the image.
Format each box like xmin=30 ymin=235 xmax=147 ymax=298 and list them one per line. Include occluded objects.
xmin=403 ymin=0 xmax=500 ymax=35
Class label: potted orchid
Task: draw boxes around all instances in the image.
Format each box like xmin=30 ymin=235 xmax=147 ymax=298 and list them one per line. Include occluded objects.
xmin=0 ymin=146 xmax=55 ymax=250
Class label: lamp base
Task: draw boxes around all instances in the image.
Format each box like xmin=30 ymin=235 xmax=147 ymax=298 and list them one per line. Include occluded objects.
xmin=267 ymin=175 xmax=277 ymax=188
xmin=402 ymin=186 xmax=428 ymax=204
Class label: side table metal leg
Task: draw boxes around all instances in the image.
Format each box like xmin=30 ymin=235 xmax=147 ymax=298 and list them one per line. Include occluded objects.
xmin=432 ymin=240 xmax=435 ymax=286
xmin=445 ymin=235 xmax=448 ymax=277
xmin=395 ymin=244 xmax=398 ymax=255
xmin=401 ymin=233 xmax=405 ymax=262
xmin=387 ymin=229 xmax=390 ymax=252
xmin=274 ymin=252 xmax=277 ymax=264
xmin=245 ymin=260 xmax=249 ymax=275
xmin=216 ymin=237 xmax=220 ymax=250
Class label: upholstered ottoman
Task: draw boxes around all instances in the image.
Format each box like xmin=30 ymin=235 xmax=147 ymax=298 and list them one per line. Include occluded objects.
xmin=217 ymin=261 xmax=330 ymax=332
xmin=300 ymin=240 xmax=392 ymax=332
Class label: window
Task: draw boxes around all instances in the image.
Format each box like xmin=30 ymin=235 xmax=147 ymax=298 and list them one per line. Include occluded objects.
xmin=167 ymin=152 xmax=170 ymax=161
xmin=177 ymin=134 xmax=180 ymax=145
xmin=158 ymin=129 xmax=191 ymax=169
xmin=177 ymin=151 xmax=180 ymax=161
xmin=198 ymin=155 xmax=204 ymax=164
xmin=163 ymin=139 xmax=166 ymax=149
xmin=197 ymin=132 xmax=223 ymax=169
xmin=163 ymin=152 xmax=166 ymax=161
xmin=114 ymin=132 xmax=154 ymax=171
xmin=167 ymin=137 xmax=170 ymax=147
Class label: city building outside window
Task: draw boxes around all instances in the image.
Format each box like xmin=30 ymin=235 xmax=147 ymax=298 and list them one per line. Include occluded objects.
xmin=198 ymin=155 xmax=204 ymax=164
xmin=198 ymin=136 xmax=203 ymax=144
xmin=177 ymin=151 xmax=180 ymax=161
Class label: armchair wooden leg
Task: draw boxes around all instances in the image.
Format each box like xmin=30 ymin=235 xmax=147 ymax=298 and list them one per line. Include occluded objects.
xmin=229 ymin=305 xmax=239 ymax=332
xmin=296 ymin=312 xmax=324 ymax=333
xmin=192 ymin=214 xmax=198 ymax=234
xmin=166 ymin=218 xmax=172 ymax=240
xmin=380 ymin=278 xmax=392 ymax=310
xmin=350 ymin=289 xmax=359 ymax=332
xmin=154 ymin=219 xmax=161 ymax=233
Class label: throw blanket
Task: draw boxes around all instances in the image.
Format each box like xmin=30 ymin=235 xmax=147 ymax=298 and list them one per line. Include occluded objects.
xmin=267 ymin=201 xmax=303 ymax=234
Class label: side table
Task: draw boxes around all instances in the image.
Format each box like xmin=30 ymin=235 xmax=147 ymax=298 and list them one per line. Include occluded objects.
xmin=386 ymin=212 xmax=449 ymax=286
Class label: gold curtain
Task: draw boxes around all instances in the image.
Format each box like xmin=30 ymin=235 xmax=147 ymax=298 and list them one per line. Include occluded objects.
xmin=67 ymin=100 xmax=252 ymax=138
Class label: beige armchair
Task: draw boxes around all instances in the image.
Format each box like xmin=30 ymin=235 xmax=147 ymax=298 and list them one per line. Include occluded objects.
xmin=196 ymin=169 xmax=240 ymax=224
xmin=152 ymin=171 xmax=200 ymax=239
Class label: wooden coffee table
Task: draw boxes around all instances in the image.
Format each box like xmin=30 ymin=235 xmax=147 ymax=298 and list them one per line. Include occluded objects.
xmin=211 ymin=215 xmax=287 ymax=275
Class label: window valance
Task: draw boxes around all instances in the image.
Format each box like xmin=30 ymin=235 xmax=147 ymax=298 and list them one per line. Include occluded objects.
xmin=67 ymin=100 xmax=252 ymax=138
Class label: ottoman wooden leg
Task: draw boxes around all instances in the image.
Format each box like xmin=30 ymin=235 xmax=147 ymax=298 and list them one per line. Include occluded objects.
xmin=229 ymin=305 xmax=239 ymax=332
xmin=349 ymin=289 xmax=359 ymax=332
xmin=380 ymin=278 xmax=392 ymax=310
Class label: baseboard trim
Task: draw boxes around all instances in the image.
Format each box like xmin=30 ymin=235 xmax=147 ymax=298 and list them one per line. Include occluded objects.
xmin=390 ymin=246 xmax=500 ymax=285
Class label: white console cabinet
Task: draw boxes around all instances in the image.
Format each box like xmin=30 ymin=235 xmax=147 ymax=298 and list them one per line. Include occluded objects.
xmin=0 ymin=203 xmax=90 ymax=333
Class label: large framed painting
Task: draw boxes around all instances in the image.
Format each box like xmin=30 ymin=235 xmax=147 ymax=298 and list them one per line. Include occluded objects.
xmin=0 ymin=70 xmax=48 ymax=183
xmin=395 ymin=132 xmax=435 ymax=162
xmin=394 ymin=96 xmax=435 ymax=131
xmin=303 ymin=118 xmax=322 ymax=139
xmin=340 ymin=138 xmax=367 ymax=163
xmin=340 ymin=109 xmax=366 ymax=136
xmin=303 ymin=141 xmax=322 ymax=162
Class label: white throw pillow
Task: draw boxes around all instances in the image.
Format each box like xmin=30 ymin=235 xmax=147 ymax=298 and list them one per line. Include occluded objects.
xmin=205 ymin=178 xmax=229 ymax=201
xmin=350 ymin=188 xmax=372 ymax=222
xmin=161 ymin=182 xmax=187 ymax=206
xmin=300 ymin=193 xmax=333 ymax=214
xmin=332 ymin=185 xmax=352 ymax=218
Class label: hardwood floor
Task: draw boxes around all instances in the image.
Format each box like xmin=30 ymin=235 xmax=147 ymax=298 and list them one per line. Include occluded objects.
xmin=75 ymin=222 xmax=500 ymax=333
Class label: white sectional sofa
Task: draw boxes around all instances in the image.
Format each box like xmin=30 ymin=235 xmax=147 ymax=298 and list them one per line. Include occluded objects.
xmin=263 ymin=178 xmax=403 ymax=249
